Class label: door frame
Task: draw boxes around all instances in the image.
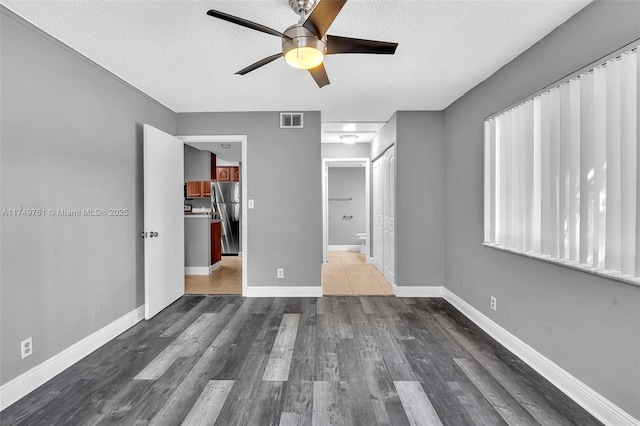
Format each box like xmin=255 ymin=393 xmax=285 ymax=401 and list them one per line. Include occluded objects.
xmin=322 ymin=157 xmax=371 ymax=263
xmin=177 ymin=135 xmax=248 ymax=296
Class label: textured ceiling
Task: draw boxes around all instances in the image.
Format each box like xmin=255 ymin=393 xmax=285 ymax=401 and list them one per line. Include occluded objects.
xmin=2 ymin=0 xmax=590 ymax=122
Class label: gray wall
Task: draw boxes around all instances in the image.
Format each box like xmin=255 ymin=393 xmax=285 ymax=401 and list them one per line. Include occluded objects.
xmin=184 ymin=218 xmax=211 ymax=267
xmin=370 ymin=111 xmax=445 ymax=287
xmin=0 ymin=8 xmax=176 ymax=385
xmin=322 ymin=143 xmax=370 ymax=159
xmin=396 ymin=111 xmax=444 ymax=287
xmin=184 ymin=145 xmax=210 ymax=181
xmin=371 ymin=114 xmax=396 ymax=160
xmin=443 ymin=0 xmax=640 ymax=417
xmin=328 ymin=167 xmax=366 ymax=245
xmin=176 ymin=112 xmax=322 ymax=288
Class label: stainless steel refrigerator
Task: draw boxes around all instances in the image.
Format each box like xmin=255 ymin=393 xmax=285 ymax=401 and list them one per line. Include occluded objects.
xmin=211 ymin=181 xmax=240 ymax=255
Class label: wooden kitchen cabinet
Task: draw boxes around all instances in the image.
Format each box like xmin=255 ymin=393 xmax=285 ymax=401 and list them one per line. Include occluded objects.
xmin=211 ymin=154 xmax=217 ymax=180
xmin=217 ymin=167 xmax=231 ymax=181
xmin=201 ymin=181 xmax=211 ymax=197
xmin=186 ymin=180 xmax=213 ymax=198
xmin=231 ymin=167 xmax=240 ymax=182
xmin=186 ymin=181 xmax=203 ymax=198
xmin=211 ymin=221 xmax=222 ymax=264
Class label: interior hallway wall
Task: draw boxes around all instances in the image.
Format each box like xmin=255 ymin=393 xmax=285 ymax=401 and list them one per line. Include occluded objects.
xmin=442 ymin=0 xmax=640 ymax=417
xmin=371 ymin=112 xmax=445 ymax=288
xmin=0 ymin=8 xmax=176 ymax=385
xmin=176 ymin=112 xmax=322 ymax=289
xmin=328 ymin=167 xmax=366 ymax=246
xmin=396 ymin=111 xmax=444 ymax=288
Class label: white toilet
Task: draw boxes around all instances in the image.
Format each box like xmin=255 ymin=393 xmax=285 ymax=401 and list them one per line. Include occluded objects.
xmin=356 ymin=233 xmax=366 ymax=254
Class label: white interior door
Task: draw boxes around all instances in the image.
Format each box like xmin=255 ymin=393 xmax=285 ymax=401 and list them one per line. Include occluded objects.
xmin=383 ymin=147 xmax=395 ymax=284
xmin=372 ymin=157 xmax=384 ymax=272
xmin=143 ymin=124 xmax=184 ymax=319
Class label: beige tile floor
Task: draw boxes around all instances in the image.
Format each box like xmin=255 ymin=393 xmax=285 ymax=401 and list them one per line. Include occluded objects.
xmin=323 ymin=250 xmax=394 ymax=295
xmin=185 ymin=256 xmax=242 ymax=295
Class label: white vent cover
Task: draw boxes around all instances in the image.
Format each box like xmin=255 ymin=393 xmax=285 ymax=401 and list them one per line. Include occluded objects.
xmin=280 ymin=112 xmax=304 ymax=128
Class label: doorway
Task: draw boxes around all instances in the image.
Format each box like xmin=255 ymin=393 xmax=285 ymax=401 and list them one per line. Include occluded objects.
xmin=178 ymin=135 xmax=248 ymax=296
xmin=322 ymin=158 xmax=370 ymax=262
xmin=321 ymin=158 xmax=393 ymax=295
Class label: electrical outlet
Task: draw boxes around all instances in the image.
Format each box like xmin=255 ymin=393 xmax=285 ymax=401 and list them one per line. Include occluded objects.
xmin=277 ymin=268 xmax=284 ymax=279
xmin=94 ymin=304 xmax=102 ymax=321
xmin=490 ymin=296 xmax=497 ymax=311
xmin=21 ymin=337 xmax=33 ymax=359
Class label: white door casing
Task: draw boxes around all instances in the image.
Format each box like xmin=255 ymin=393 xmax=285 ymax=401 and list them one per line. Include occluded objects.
xmin=384 ymin=147 xmax=395 ymax=284
xmin=372 ymin=157 xmax=384 ymax=272
xmin=373 ymin=145 xmax=395 ymax=283
xmin=322 ymin=162 xmax=328 ymax=263
xmin=143 ymin=124 xmax=185 ymax=319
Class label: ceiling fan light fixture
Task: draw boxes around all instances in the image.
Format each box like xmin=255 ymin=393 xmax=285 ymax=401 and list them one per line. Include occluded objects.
xmin=285 ymin=46 xmax=324 ymax=70
xmin=340 ymin=134 xmax=359 ymax=144
xmin=282 ymin=25 xmax=326 ymax=70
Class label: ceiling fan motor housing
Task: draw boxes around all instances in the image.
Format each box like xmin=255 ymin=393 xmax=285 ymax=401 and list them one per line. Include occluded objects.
xmin=282 ymin=24 xmax=327 ymax=67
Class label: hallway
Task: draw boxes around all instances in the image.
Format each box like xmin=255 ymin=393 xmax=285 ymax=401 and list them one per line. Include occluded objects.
xmin=323 ymin=250 xmax=393 ymax=295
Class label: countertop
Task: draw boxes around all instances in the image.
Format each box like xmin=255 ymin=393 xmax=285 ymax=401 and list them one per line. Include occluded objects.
xmin=184 ymin=213 xmax=222 ymax=223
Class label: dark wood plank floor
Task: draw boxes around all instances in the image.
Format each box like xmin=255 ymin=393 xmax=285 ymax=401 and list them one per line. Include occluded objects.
xmin=0 ymin=296 xmax=601 ymax=426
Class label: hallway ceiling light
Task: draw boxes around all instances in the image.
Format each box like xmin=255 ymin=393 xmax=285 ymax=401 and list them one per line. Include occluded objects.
xmin=340 ymin=134 xmax=359 ymax=144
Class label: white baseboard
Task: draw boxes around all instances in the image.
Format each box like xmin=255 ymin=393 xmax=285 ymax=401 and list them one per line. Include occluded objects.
xmin=210 ymin=261 xmax=221 ymax=273
xmin=244 ymin=286 xmax=323 ymax=297
xmin=395 ymin=285 xmax=444 ymax=297
xmin=443 ymin=289 xmax=639 ymax=426
xmin=185 ymin=266 xmax=209 ymax=275
xmin=0 ymin=305 xmax=145 ymax=411
xmin=328 ymin=245 xmax=361 ymax=251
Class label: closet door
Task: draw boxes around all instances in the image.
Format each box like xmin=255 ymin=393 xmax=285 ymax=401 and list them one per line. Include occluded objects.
xmin=372 ymin=157 xmax=384 ymax=272
xmin=383 ymin=147 xmax=395 ymax=284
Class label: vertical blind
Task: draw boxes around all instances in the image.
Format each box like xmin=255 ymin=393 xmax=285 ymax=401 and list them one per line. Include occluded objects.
xmin=484 ymin=45 xmax=640 ymax=283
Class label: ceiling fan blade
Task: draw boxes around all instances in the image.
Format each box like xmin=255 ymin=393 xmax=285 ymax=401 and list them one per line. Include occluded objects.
xmin=303 ymin=0 xmax=347 ymax=39
xmin=326 ymin=35 xmax=398 ymax=55
xmin=236 ymin=53 xmax=283 ymax=75
xmin=308 ymin=63 xmax=330 ymax=88
xmin=207 ymin=9 xmax=289 ymax=39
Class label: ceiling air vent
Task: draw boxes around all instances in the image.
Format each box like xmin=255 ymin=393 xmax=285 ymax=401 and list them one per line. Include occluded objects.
xmin=280 ymin=112 xmax=304 ymax=129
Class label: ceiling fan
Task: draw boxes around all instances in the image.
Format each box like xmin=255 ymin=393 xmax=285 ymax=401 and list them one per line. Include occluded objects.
xmin=206 ymin=0 xmax=398 ymax=88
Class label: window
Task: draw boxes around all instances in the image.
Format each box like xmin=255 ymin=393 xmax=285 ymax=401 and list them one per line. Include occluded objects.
xmin=484 ymin=44 xmax=639 ymax=284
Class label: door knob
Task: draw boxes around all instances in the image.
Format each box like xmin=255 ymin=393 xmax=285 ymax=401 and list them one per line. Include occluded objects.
xmin=140 ymin=232 xmax=148 ymax=238
xmin=150 ymin=231 xmax=159 ymax=238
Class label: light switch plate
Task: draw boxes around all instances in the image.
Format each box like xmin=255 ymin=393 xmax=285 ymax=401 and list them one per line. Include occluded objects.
xmin=248 ymin=199 xmax=254 ymax=209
